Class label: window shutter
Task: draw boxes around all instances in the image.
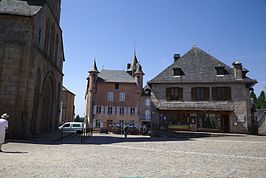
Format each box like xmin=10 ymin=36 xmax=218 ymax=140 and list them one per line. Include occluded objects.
xmin=128 ymin=107 xmax=131 ymax=115
xmin=124 ymin=107 xmax=128 ymax=115
xmin=166 ymin=88 xmax=170 ymax=100
xmin=117 ymin=106 xmax=120 ymax=115
xmin=179 ymin=88 xmax=183 ymax=100
xmin=212 ymin=88 xmax=217 ymax=100
xmin=105 ymin=106 xmax=108 ymax=115
xmin=101 ymin=106 xmax=104 ymax=115
xmin=93 ymin=120 xmax=96 ymax=128
xmin=112 ymin=106 xmax=115 ymax=115
xmin=205 ymin=88 xmax=210 ymax=100
xmin=191 ymin=88 xmax=196 ymax=100
xmin=226 ymin=87 xmax=231 ymax=100
xmin=135 ymin=107 xmax=138 ymax=116
xmin=93 ymin=106 xmax=97 ymax=114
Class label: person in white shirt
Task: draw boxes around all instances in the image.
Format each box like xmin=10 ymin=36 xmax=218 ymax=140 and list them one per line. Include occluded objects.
xmin=0 ymin=113 xmax=9 ymax=152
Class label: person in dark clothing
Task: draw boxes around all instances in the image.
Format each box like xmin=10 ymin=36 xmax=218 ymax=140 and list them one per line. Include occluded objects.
xmin=124 ymin=126 xmax=128 ymax=139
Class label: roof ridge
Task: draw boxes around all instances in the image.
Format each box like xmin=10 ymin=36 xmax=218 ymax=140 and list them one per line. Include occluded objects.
xmin=182 ymin=47 xmax=231 ymax=68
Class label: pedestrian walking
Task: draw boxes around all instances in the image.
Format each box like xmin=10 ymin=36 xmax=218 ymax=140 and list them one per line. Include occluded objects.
xmin=0 ymin=113 xmax=9 ymax=152
xmin=124 ymin=125 xmax=128 ymax=139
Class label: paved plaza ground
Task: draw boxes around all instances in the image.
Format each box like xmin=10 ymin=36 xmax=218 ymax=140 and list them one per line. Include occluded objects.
xmin=0 ymin=133 xmax=266 ymax=178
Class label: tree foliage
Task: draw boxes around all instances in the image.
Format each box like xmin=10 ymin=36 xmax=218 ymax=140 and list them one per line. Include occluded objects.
xmin=250 ymin=91 xmax=257 ymax=105
xmin=256 ymin=91 xmax=266 ymax=109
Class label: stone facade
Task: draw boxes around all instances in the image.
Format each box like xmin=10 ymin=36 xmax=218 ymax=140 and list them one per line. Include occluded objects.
xmin=0 ymin=0 xmax=64 ymax=138
xmin=149 ymin=47 xmax=256 ymax=134
xmin=139 ymin=86 xmax=152 ymax=122
xmin=255 ymin=109 xmax=266 ymax=135
xmin=59 ymin=86 xmax=75 ymax=123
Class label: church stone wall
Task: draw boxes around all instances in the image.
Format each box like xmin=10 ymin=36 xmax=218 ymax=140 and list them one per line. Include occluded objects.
xmin=0 ymin=3 xmax=64 ymax=138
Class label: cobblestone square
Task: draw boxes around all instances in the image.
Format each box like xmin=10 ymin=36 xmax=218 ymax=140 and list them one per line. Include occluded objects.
xmin=0 ymin=134 xmax=266 ymax=178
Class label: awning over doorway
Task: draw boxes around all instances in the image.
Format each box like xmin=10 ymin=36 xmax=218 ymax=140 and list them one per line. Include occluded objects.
xmin=157 ymin=101 xmax=234 ymax=112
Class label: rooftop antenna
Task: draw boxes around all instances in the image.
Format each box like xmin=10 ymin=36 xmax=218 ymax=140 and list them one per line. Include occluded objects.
xmin=133 ymin=41 xmax=136 ymax=57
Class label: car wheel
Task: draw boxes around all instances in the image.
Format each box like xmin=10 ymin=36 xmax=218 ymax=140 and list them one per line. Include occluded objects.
xmin=76 ymin=130 xmax=82 ymax=135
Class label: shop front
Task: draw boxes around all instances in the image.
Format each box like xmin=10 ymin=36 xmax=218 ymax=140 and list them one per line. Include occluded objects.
xmin=156 ymin=101 xmax=234 ymax=133
xmin=159 ymin=111 xmax=231 ymax=133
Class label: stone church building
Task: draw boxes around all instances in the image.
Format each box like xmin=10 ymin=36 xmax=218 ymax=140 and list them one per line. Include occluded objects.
xmin=0 ymin=0 xmax=64 ymax=138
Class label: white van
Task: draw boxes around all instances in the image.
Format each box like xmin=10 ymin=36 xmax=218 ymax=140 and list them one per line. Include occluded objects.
xmin=58 ymin=122 xmax=84 ymax=134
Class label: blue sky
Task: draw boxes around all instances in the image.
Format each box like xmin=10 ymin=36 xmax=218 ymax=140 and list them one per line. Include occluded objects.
xmin=60 ymin=0 xmax=266 ymax=116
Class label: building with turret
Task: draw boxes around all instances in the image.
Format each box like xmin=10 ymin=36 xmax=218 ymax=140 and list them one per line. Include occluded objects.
xmin=0 ymin=0 xmax=65 ymax=138
xmin=85 ymin=54 xmax=150 ymax=130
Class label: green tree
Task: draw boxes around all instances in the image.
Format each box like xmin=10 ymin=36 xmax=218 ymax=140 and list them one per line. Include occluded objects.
xmin=250 ymin=90 xmax=257 ymax=105
xmin=256 ymin=91 xmax=266 ymax=109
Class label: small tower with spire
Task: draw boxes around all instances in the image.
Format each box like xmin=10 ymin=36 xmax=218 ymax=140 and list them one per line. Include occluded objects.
xmin=126 ymin=52 xmax=145 ymax=93
xmin=134 ymin=63 xmax=145 ymax=93
xmin=85 ymin=60 xmax=99 ymax=129
xmin=126 ymin=52 xmax=138 ymax=77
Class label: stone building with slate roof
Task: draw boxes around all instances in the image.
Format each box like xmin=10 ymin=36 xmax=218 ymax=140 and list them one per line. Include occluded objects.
xmin=60 ymin=86 xmax=75 ymax=124
xmin=0 ymin=0 xmax=64 ymax=138
xmin=85 ymin=55 xmax=150 ymax=131
xmin=148 ymin=47 xmax=256 ymax=134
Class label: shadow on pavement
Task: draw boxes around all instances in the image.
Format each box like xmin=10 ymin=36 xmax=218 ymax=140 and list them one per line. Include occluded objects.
xmin=1 ymin=151 xmax=29 ymax=154
xmin=7 ymin=132 xmax=206 ymax=145
xmin=81 ymin=134 xmax=200 ymax=145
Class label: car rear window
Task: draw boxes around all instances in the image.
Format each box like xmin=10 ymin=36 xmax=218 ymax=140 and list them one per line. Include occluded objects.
xmin=73 ymin=124 xmax=81 ymax=127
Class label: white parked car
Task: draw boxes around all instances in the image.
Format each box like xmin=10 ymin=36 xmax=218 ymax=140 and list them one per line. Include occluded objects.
xmin=58 ymin=122 xmax=84 ymax=134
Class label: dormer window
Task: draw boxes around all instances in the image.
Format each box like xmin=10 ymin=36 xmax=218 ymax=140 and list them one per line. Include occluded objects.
xmin=215 ymin=67 xmax=228 ymax=76
xmin=115 ymin=83 xmax=119 ymax=90
xmin=173 ymin=68 xmax=185 ymax=77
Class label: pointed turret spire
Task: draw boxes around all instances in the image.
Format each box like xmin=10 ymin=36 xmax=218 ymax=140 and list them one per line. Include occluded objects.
xmin=89 ymin=59 xmax=99 ymax=73
xmin=126 ymin=52 xmax=138 ymax=72
xmin=134 ymin=63 xmax=145 ymax=75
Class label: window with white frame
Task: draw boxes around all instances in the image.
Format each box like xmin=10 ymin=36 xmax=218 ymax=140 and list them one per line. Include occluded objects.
xmin=145 ymin=110 xmax=151 ymax=120
xmin=95 ymin=120 xmax=101 ymax=128
xmin=130 ymin=107 xmax=135 ymax=115
xmin=120 ymin=92 xmax=125 ymax=102
xmin=108 ymin=106 xmax=112 ymax=115
xmin=107 ymin=91 xmax=114 ymax=101
xmin=120 ymin=107 xmax=124 ymax=115
xmin=96 ymin=106 xmax=101 ymax=114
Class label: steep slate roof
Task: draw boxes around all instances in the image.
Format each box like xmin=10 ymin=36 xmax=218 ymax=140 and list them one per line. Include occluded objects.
xmin=127 ymin=54 xmax=138 ymax=72
xmin=89 ymin=60 xmax=99 ymax=73
xmin=149 ymin=47 xmax=256 ymax=84
xmin=62 ymin=86 xmax=75 ymax=96
xmin=97 ymin=69 xmax=136 ymax=83
xmin=0 ymin=0 xmax=43 ymax=16
xmin=134 ymin=63 xmax=145 ymax=75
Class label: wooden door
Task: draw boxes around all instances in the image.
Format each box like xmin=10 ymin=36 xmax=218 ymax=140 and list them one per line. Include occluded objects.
xmin=221 ymin=114 xmax=230 ymax=133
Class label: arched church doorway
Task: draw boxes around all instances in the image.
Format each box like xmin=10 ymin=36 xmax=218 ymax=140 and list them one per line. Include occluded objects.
xmin=41 ymin=77 xmax=55 ymax=133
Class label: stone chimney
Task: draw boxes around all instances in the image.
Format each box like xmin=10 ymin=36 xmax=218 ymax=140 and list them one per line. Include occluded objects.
xmin=174 ymin=54 xmax=180 ymax=62
xmin=232 ymin=61 xmax=243 ymax=80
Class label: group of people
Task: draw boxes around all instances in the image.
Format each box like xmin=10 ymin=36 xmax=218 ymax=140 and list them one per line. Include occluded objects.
xmin=0 ymin=113 xmax=9 ymax=152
